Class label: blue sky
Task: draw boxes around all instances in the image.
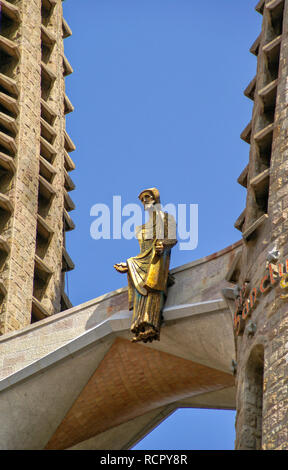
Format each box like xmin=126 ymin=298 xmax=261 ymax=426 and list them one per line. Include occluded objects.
xmin=62 ymin=0 xmax=261 ymax=450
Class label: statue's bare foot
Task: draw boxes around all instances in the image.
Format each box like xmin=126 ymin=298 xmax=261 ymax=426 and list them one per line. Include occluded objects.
xmin=131 ymin=335 xmax=141 ymax=343
xmin=131 ymin=326 xmax=159 ymax=343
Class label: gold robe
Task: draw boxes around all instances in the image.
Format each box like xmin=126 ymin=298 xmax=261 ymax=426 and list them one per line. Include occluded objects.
xmin=127 ymin=211 xmax=177 ymax=341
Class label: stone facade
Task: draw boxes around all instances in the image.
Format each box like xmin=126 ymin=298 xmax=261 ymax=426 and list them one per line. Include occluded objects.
xmin=233 ymin=0 xmax=288 ymax=450
xmin=3 ymin=0 xmax=288 ymax=451
xmin=0 ymin=0 xmax=75 ymax=334
xmin=0 ymin=243 xmax=238 ymax=450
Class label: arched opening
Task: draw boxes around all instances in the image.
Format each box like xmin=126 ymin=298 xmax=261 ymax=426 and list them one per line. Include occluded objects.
xmin=240 ymin=344 xmax=264 ymax=450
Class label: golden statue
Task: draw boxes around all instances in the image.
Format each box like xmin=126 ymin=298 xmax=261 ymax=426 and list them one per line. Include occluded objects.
xmin=114 ymin=188 xmax=177 ymax=343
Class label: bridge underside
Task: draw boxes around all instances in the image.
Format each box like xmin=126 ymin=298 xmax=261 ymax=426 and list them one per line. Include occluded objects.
xmin=0 ymin=242 xmax=240 ymax=449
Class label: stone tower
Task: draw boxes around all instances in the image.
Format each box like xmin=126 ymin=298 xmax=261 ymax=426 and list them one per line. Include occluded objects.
xmin=231 ymin=0 xmax=288 ymax=450
xmin=0 ymin=0 xmax=75 ymax=334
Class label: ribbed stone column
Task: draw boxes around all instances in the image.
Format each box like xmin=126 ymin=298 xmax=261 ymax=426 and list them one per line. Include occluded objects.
xmin=0 ymin=0 xmax=42 ymax=333
xmin=234 ymin=0 xmax=288 ymax=450
xmin=0 ymin=0 xmax=75 ymax=333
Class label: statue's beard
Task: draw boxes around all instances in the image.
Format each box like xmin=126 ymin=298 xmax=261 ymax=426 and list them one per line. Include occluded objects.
xmin=144 ymin=203 xmax=154 ymax=211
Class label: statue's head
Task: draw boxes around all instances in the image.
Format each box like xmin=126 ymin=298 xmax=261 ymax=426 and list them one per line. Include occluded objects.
xmin=138 ymin=187 xmax=160 ymax=211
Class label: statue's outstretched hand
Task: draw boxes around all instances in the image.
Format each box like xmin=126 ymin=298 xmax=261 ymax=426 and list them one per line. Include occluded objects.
xmin=114 ymin=262 xmax=129 ymax=273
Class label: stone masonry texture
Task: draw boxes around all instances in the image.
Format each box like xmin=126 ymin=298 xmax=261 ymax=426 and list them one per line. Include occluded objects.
xmin=235 ymin=0 xmax=288 ymax=451
xmin=0 ymin=0 xmax=75 ymax=334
